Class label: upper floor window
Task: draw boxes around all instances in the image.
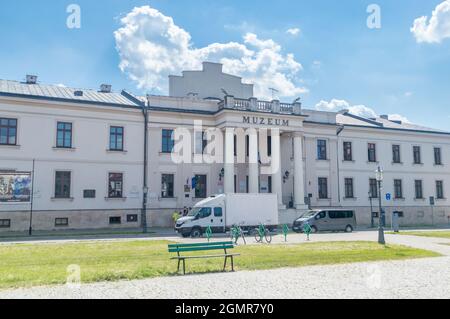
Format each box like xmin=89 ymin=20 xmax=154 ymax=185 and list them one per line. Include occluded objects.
xmin=413 ymin=146 xmax=422 ymax=164
xmin=344 ymin=178 xmax=354 ymax=198
xmin=267 ymin=135 xmax=272 ymax=157
xmin=195 ymin=131 xmax=208 ymax=155
xmin=318 ymin=177 xmax=328 ymax=199
xmin=436 ymin=181 xmax=444 ymax=199
xmin=108 ymin=173 xmax=123 ymax=198
xmin=109 ymin=126 xmax=124 ymax=151
xmin=392 ymin=145 xmax=401 ymax=164
xmin=161 ymin=129 xmax=174 ymax=153
xmin=161 ymin=174 xmax=174 ymax=198
xmin=343 ymin=142 xmax=352 ymax=161
xmin=368 ymin=143 xmax=377 ymax=162
xmin=434 ymin=147 xmax=442 ymax=165
xmin=317 ymin=140 xmax=327 ymax=160
xmin=56 ymin=122 xmax=72 ymax=148
xmin=0 ymin=118 xmax=17 ymax=145
xmin=194 ymin=175 xmax=207 ymax=199
xmin=394 ymin=179 xmax=403 ymax=199
xmin=55 ymin=171 xmax=71 ymax=199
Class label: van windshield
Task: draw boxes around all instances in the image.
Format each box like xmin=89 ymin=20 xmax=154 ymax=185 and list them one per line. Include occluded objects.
xmin=188 ymin=207 xmax=212 ymax=218
xmin=299 ymin=211 xmax=317 ymax=219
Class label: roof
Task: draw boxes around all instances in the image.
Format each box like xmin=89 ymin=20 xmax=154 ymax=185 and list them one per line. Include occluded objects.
xmin=0 ymin=79 xmax=142 ymax=107
xmin=337 ymin=112 xmax=449 ymax=135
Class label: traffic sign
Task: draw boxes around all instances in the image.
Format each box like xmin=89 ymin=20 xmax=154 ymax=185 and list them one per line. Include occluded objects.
xmin=385 ymin=193 xmax=391 ymax=201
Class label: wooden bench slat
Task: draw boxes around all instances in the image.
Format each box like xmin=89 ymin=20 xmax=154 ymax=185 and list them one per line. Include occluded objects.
xmin=170 ymin=253 xmax=240 ymax=260
xmin=169 ymin=245 xmax=234 ymax=253
xmin=168 ymin=241 xmax=233 ymax=248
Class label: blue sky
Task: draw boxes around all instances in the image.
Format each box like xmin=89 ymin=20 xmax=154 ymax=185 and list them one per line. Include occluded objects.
xmin=0 ymin=0 xmax=449 ymax=130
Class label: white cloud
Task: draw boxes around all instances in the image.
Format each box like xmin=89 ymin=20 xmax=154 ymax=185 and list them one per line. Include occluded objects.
xmin=114 ymin=6 xmax=307 ymax=99
xmin=315 ymin=99 xmax=411 ymax=123
xmin=411 ymin=0 xmax=450 ymax=43
xmin=286 ymin=28 xmax=301 ymax=36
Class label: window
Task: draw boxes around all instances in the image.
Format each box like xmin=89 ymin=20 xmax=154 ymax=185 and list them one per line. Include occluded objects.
xmin=56 ymin=122 xmax=72 ymax=148
xmin=344 ymin=178 xmax=354 ymax=198
xmin=195 ymin=175 xmax=207 ymax=199
xmin=246 ymin=175 xmax=249 ymax=193
xmin=195 ymin=131 xmax=208 ymax=154
xmin=127 ymin=214 xmax=138 ymax=223
xmin=394 ymin=179 xmax=403 ymax=199
xmin=0 ymin=219 xmax=11 ymax=228
xmin=394 ymin=211 xmax=404 ymax=218
xmin=318 ymin=178 xmax=328 ymax=199
xmin=317 ymin=140 xmax=327 ymax=160
xmin=161 ymin=174 xmax=174 ymax=198
xmin=434 ymin=147 xmax=442 ymax=165
xmin=392 ymin=145 xmax=401 ymax=163
xmin=267 ymin=135 xmax=272 ymax=157
xmin=55 ymin=171 xmax=71 ymax=199
xmin=109 ymin=126 xmax=124 ymax=151
xmin=55 ymin=218 xmax=69 ymax=227
xmin=83 ymin=189 xmax=96 ymax=198
xmin=329 ymin=211 xmax=354 ymax=219
xmin=343 ymin=142 xmax=352 ymax=161
xmin=436 ymin=181 xmax=444 ymax=199
xmin=214 ymin=207 xmax=223 ymax=217
xmin=268 ymin=176 xmax=272 ymax=194
xmin=108 ymin=173 xmax=123 ymax=198
xmin=0 ymin=118 xmax=17 ymax=145
xmin=413 ymin=146 xmax=421 ymax=164
xmin=369 ymin=178 xmax=378 ymax=198
xmin=109 ymin=216 xmax=121 ymax=225
xmin=198 ymin=207 xmax=211 ymax=219
xmin=415 ymin=180 xmax=423 ymax=199
xmin=161 ymin=129 xmax=174 ymax=153
xmin=368 ymin=143 xmax=377 ymax=162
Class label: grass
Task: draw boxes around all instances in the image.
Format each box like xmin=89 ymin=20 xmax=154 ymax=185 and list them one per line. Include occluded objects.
xmin=0 ymin=240 xmax=439 ymax=290
xmin=389 ymin=231 xmax=450 ymax=239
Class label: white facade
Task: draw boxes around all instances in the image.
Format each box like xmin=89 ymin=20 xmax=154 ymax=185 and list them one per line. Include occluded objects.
xmin=1 ymin=66 xmax=450 ymax=232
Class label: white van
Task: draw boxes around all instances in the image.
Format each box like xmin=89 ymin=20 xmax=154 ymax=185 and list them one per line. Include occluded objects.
xmin=175 ymin=194 xmax=279 ymax=237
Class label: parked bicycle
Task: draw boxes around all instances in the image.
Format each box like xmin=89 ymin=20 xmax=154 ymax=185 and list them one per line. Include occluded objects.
xmin=230 ymin=224 xmax=247 ymax=245
xmin=254 ymin=223 xmax=272 ymax=244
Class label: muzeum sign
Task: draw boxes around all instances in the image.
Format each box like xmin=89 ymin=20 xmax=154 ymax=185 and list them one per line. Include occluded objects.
xmin=243 ymin=116 xmax=289 ymax=127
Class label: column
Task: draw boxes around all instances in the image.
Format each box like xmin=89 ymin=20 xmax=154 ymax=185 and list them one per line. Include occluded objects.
xmin=224 ymin=128 xmax=235 ymax=194
xmin=294 ymin=133 xmax=308 ymax=210
xmin=248 ymin=129 xmax=259 ymax=193
xmin=271 ymin=130 xmax=284 ymax=208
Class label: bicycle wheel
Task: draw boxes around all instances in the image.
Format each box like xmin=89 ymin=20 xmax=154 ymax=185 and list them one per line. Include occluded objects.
xmin=264 ymin=230 xmax=272 ymax=244
xmin=254 ymin=230 xmax=262 ymax=243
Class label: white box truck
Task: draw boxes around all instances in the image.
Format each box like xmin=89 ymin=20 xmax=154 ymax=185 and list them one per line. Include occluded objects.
xmin=175 ymin=194 xmax=279 ymax=238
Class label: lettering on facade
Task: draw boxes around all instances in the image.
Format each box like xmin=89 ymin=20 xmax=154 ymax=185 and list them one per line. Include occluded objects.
xmin=243 ymin=116 xmax=289 ymax=127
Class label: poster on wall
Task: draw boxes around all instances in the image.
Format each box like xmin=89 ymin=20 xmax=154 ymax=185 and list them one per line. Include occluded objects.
xmin=0 ymin=173 xmax=32 ymax=203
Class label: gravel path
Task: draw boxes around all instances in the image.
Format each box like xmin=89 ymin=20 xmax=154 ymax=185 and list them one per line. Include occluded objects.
xmin=1 ymin=257 xmax=449 ymax=299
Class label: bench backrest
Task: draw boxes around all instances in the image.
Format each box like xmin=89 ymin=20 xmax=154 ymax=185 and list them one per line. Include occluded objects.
xmin=168 ymin=241 xmax=235 ymax=253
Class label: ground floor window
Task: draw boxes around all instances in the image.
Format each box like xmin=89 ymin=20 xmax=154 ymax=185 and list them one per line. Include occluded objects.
xmin=318 ymin=177 xmax=328 ymax=199
xmin=195 ymin=175 xmax=207 ymax=199
xmin=109 ymin=216 xmax=121 ymax=224
xmin=344 ymin=178 xmax=354 ymax=198
xmin=436 ymin=181 xmax=444 ymax=199
xmin=108 ymin=173 xmax=123 ymax=198
xmin=55 ymin=171 xmax=71 ymax=199
xmin=161 ymin=174 xmax=174 ymax=198
xmin=369 ymin=178 xmax=378 ymax=198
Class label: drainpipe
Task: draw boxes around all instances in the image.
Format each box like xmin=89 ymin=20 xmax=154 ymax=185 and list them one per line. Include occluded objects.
xmin=141 ymin=97 xmax=149 ymax=233
xmin=336 ymin=125 xmax=345 ymax=205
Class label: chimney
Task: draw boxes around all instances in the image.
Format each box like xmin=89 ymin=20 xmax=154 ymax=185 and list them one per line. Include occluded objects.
xmin=380 ymin=115 xmax=389 ymax=120
xmin=100 ymin=84 xmax=112 ymax=93
xmin=74 ymin=90 xmax=84 ymax=97
xmin=26 ymin=75 xmax=38 ymax=84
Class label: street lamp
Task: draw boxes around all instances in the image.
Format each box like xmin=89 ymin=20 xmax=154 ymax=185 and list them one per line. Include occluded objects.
xmin=368 ymin=191 xmax=374 ymax=228
xmin=375 ymin=166 xmax=386 ymax=245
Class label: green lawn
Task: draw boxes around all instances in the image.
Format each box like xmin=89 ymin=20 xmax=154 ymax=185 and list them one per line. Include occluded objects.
xmin=389 ymin=231 xmax=450 ymax=239
xmin=0 ymin=240 xmax=439 ymax=290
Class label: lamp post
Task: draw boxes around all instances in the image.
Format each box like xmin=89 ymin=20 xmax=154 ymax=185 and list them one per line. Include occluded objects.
xmin=375 ymin=166 xmax=385 ymax=245
xmin=368 ymin=191 xmax=374 ymax=228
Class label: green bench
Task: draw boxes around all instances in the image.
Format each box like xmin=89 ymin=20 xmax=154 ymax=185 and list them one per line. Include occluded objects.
xmin=168 ymin=241 xmax=240 ymax=275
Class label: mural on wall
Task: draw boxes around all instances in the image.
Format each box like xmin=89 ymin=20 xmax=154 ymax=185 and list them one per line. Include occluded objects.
xmin=0 ymin=173 xmax=32 ymax=203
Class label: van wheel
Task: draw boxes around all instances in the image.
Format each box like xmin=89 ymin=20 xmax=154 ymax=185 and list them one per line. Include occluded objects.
xmin=345 ymin=225 xmax=353 ymax=233
xmin=190 ymin=228 xmax=202 ymax=238
xmin=310 ymin=226 xmax=318 ymax=233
